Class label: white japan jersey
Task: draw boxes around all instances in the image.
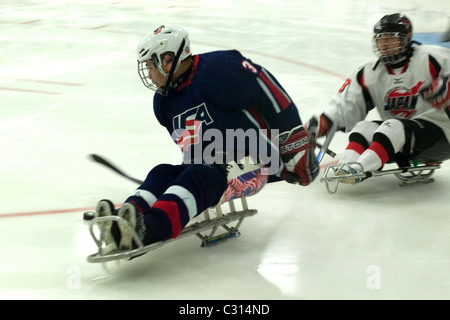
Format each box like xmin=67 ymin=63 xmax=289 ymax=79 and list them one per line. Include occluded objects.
xmin=324 ymin=44 xmax=450 ymax=141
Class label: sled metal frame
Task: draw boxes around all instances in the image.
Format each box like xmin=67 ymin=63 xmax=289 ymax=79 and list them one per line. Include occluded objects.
xmin=320 ymin=162 xmax=441 ymax=194
xmin=87 ymin=197 xmax=257 ymax=263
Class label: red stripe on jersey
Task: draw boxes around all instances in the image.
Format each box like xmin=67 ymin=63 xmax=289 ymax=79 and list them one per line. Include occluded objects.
xmin=358 ymin=72 xmax=368 ymax=90
xmin=401 ymin=62 xmax=409 ymax=74
xmin=386 ymin=65 xmax=396 ymax=75
xmin=346 ymin=141 xmax=366 ymax=155
xmin=176 ymin=55 xmax=199 ymax=91
xmin=429 ymin=61 xmax=439 ymax=79
xmin=185 ymin=118 xmax=197 ymax=128
xmin=368 ymin=141 xmax=390 ymax=165
xmin=247 ymin=106 xmax=269 ymax=130
xmin=386 ymin=62 xmax=409 ymax=75
xmin=152 ymin=200 xmax=182 ymax=238
xmin=177 ymin=120 xmax=201 ymax=151
xmin=259 ymin=71 xmax=290 ymax=110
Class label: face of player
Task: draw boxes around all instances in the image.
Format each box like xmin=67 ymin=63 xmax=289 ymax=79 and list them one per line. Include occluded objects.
xmin=375 ymin=32 xmax=404 ymax=57
xmin=145 ymin=54 xmax=173 ymax=88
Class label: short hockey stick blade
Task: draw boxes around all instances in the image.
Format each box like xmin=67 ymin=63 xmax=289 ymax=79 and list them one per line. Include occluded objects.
xmin=316 ymin=123 xmax=337 ymax=163
xmin=315 ymin=142 xmax=337 ymax=158
xmin=88 ymin=153 xmax=144 ymax=185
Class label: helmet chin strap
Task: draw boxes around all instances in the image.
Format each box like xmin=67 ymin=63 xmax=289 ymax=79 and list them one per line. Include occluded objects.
xmin=158 ymin=39 xmax=186 ymax=96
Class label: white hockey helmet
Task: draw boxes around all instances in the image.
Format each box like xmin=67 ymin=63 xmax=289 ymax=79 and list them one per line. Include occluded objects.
xmin=137 ymin=25 xmax=192 ymax=95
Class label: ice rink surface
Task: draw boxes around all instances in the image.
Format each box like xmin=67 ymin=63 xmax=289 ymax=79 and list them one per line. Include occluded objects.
xmin=1 ymin=0 xmax=449 ymax=300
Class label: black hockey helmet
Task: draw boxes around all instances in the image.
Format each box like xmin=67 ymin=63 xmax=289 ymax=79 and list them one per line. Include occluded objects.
xmin=373 ymin=13 xmax=413 ymax=65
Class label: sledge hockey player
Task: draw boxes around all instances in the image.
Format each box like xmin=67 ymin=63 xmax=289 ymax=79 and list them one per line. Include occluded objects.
xmin=94 ymin=25 xmax=319 ymax=255
xmin=309 ymin=13 xmax=450 ymax=185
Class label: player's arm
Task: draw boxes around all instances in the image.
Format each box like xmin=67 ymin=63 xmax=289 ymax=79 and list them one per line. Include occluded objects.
xmin=420 ymin=75 xmax=450 ymax=109
xmin=308 ymin=66 xmax=374 ymax=139
xmin=209 ymin=52 xmax=318 ymax=185
xmin=247 ymin=67 xmax=319 ymax=185
xmin=419 ymin=53 xmax=450 ymax=109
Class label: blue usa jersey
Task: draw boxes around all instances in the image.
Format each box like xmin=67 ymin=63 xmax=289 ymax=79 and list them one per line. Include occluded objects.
xmin=153 ymin=50 xmax=303 ymax=177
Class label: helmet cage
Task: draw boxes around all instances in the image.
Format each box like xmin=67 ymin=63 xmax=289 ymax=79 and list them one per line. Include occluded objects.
xmin=372 ymin=13 xmax=412 ymax=65
xmin=137 ymin=59 xmax=158 ymax=92
xmin=136 ymin=25 xmax=191 ymax=95
xmin=373 ymin=31 xmax=410 ymax=65
xmin=138 ymin=51 xmax=174 ymax=94
xmin=137 ymin=38 xmax=185 ymax=96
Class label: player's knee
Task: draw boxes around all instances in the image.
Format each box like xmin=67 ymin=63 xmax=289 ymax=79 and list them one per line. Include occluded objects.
xmin=374 ymin=119 xmax=405 ymax=152
xmin=149 ymin=163 xmax=178 ymax=175
xmin=349 ymin=120 xmax=379 ymax=147
xmin=177 ymin=164 xmax=228 ymax=209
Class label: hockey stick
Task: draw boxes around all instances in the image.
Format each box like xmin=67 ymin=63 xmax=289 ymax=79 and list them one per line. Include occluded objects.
xmin=316 ymin=142 xmax=336 ymax=159
xmin=316 ymin=123 xmax=337 ymax=163
xmin=89 ymin=136 xmax=337 ymax=186
xmin=88 ymin=153 xmax=144 ymax=185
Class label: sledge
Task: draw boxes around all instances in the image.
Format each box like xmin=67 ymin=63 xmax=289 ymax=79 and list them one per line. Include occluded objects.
xmin=86 ymin=196 xmax=256 ymax=264
xmin=83 ymin=128 xmax=337 ymax=269
xmin=321 ymin=161 xmax=441 ymax=194
xmin=321 ymin=138 xmax=450 ymax=194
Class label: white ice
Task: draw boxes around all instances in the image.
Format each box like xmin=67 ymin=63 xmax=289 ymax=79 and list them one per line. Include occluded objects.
xmin=0 ymin=0 xmax=449 ymax=300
